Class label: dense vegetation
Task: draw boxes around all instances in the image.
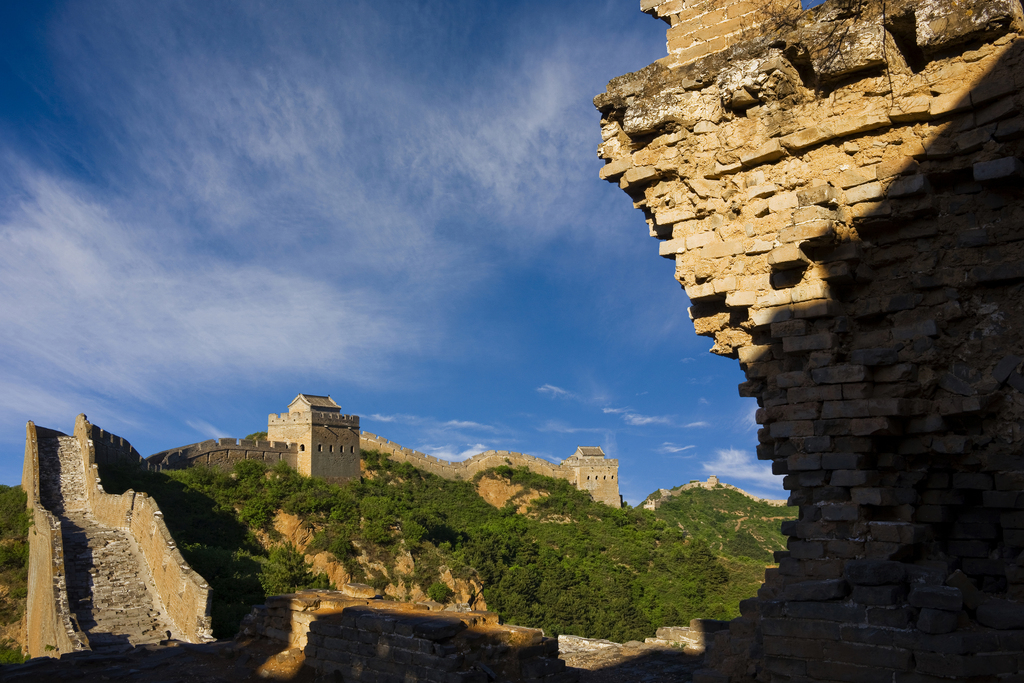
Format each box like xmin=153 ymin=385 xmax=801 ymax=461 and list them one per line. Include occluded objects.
xmin=651 ymin=485 xmax=795 ymax=609
xmin=100 ymin=452 xmax=743 ymax=642
xmin=0 ymin=485 xmax=30 ymax=663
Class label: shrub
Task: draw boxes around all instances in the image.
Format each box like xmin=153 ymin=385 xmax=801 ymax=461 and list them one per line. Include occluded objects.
xmin=427 ymin=582 xmax=454 ymax=604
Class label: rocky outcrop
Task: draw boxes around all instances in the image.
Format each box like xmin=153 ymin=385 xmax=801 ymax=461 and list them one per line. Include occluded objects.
xmin=597 ymin=0 xmax=1024 ymax=681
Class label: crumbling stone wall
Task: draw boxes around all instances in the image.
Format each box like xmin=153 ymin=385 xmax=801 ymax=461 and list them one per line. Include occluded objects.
xmin=360 ymin=432 xmax=622 ymax=507
xmin=239 ymin=589 xmax=573 ymax=683
xmin=22 ymin=422 xmax=89 ymax=658
xmin=596 ymin=0 xmax=1024 ymax=680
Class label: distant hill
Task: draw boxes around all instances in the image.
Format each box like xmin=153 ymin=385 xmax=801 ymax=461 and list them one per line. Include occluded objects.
xmin=645 ymin=479 xmax=796 ymax=609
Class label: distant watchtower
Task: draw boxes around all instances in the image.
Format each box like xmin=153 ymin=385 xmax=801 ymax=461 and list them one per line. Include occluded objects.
xmin=562 ymin=446 xmax=621 ymax=508
xmin=267 ymin=394 xmax=360 ymax=483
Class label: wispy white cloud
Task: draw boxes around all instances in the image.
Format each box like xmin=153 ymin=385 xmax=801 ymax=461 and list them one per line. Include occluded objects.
xmin=683 ymin=421 xmax=710 ymax=428
xmin=658 ymin=443 xmax=695 ymax=454
xmin=537 ymin=384 xmax=575 ymax=399
xmin=737 ymin=402 xmax=760 ymax=432
xmin=418 ymin=443 xmax=491 ymax=462
xmin=602 ymin=407 xmax=669 ymax=425
xmin=186 ymin=420 xmax=228 ymax=440
xmin=537 ymin=420 xmax=607 ymax=435
xmin=701 ymin=447 xmax=783 ymax=498
xmin=0 ymin=173 xmax=418 ymax=405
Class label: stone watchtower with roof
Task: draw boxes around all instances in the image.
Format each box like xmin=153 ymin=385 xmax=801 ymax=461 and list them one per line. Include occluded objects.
xmin=562 ymin=446 xmax=622 ymax=508
xmin=267 ymin=394 xmax=360 ymax=483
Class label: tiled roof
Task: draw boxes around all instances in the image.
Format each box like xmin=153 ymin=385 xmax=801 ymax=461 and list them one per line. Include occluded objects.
xmin=289 ymin=394 xmax=342 ymax=412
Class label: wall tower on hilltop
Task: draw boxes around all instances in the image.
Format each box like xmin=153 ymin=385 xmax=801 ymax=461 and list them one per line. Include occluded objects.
xmin=267 ymin=394 xmax=360 ymax=482
xmin=562 ymin=446 xmax=621 ymax=508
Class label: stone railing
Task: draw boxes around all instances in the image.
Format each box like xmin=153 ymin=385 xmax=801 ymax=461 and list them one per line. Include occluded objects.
xmin=74 ymin=415 xmax=213 ymax=643
xmin=22 ymin=422 xmax=89 ymax=658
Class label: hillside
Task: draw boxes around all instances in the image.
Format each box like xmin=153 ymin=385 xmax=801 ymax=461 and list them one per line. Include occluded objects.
xmin=99 ymin=451 xmax=742 ymax=642
xmin=648 ymin=484 xmax=796 ymax=610
xmin=0 ymin=486 xmax=29 ymax=663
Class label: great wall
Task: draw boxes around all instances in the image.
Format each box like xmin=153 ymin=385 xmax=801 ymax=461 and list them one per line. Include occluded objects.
xmin=148 ymin=394 xmax=623 ymax=508
xmin=11 ymin=0 xmax=1024 ymax=679
xmin=643 ymin=475 xmax=789 ymax=509
xmin=22 ymin=415 xmax=213 ymax=658
xmin=596 ymin=0 xmax=1024 ymax=680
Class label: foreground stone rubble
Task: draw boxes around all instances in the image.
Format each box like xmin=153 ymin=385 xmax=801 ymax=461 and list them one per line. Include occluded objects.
xmin=595 ymin=0 xmax=1024 ymax=680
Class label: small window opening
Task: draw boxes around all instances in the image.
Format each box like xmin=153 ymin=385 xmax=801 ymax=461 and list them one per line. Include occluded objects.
xmin=300 ymin=444 xmax=305 ymax=452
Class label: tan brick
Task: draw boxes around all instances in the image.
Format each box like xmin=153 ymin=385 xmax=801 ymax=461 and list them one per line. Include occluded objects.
xmin=700 ymin=8 xmax=726 ymax=26
xmin=701 ymin=240 xmax=743 ymax=259
xmin=837 ymin=168 xmax=875 ymax=189
xmin=781 ymin=126 xmax=836 ymax=151
xmin=742 ymin=139 xmax=787 ymax=166
xmin=658 ymin=238 xmax=687 ymax=258
xmin=769 ymin=192 xmax=799 ymax=213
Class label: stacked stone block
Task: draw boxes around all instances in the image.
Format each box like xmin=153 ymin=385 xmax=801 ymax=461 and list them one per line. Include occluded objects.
xmin=642 ymin=0 xmax=764 ymax=67
xmin=596 ymin=0 xmax=1024 ymax=680
xmin=240 ymin=590 xmax=575 ymax=683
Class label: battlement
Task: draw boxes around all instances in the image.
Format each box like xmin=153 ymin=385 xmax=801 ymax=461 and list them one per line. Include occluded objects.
xmin=268 ymin=411 xmax=360 ymax=427
xmin=148 ymin=438 xmax=299 ymax=471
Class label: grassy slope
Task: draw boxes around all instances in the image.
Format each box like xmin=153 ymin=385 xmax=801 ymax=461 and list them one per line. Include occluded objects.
xmin=651 ymin=485 xmax=797 ymax=613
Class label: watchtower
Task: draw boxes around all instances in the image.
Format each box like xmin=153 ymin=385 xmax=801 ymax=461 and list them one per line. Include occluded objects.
xmin=562 ymin=446 xmax=621 ymax=508
xmin=267 ymin=394 xmax=360 ymax=482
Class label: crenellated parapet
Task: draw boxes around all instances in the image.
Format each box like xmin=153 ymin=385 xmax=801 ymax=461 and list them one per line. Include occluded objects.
xmin=597 ymin=0 xmax=1024 ymax=680
xmin=267 ymin=411 xmax=360 ymax=428
xmin=148 ymin=437 xmax=300 ymax=471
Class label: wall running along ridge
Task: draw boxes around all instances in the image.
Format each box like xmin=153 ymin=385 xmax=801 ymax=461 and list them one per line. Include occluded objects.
xmin=22 ymin=422 xmax=89 ymax=658
xmin=359 ymin=432 xmax=622 ymax=508
xmin=643 ymin=475 xmax=789 ymax=510
xmin=74 ymin=415 xmax=214 ymax=643
xmin=597 ymin=0 xmax=1024 ymax=681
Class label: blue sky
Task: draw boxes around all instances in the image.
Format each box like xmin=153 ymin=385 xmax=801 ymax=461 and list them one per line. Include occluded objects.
xmin=0 ymin=0 xmax=782 ymax=504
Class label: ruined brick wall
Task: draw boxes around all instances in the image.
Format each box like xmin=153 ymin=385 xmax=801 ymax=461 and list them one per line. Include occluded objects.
xmin=22 ymin=422 xmax=89 ymax=658
xmin=597 ymin=0 xmax=1024 ymax=680
xmin=238 ymin=590 xmax=571 ymax=683
xmin=359 ymin=432 xmax=623 ymax=507
xmin=74 ymin=416 xmax=214 ymax=643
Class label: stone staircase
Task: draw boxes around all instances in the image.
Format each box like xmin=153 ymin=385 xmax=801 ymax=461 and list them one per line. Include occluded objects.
xmin=37 ymin=435 xmax=180 ymax=650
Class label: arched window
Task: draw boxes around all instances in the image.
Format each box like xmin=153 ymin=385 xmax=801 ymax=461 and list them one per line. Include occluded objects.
xmin=330 ymin=445 xmax=334 ymax=453
xmin=318 ymin=444 xmax=323 ymax=452
xmin=300 ymin=444 xmax=305 ymax=452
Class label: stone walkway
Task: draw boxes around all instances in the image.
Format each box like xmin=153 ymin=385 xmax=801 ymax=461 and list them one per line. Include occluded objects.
xmin=38 ymin=434 xmax=180 ymax=651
